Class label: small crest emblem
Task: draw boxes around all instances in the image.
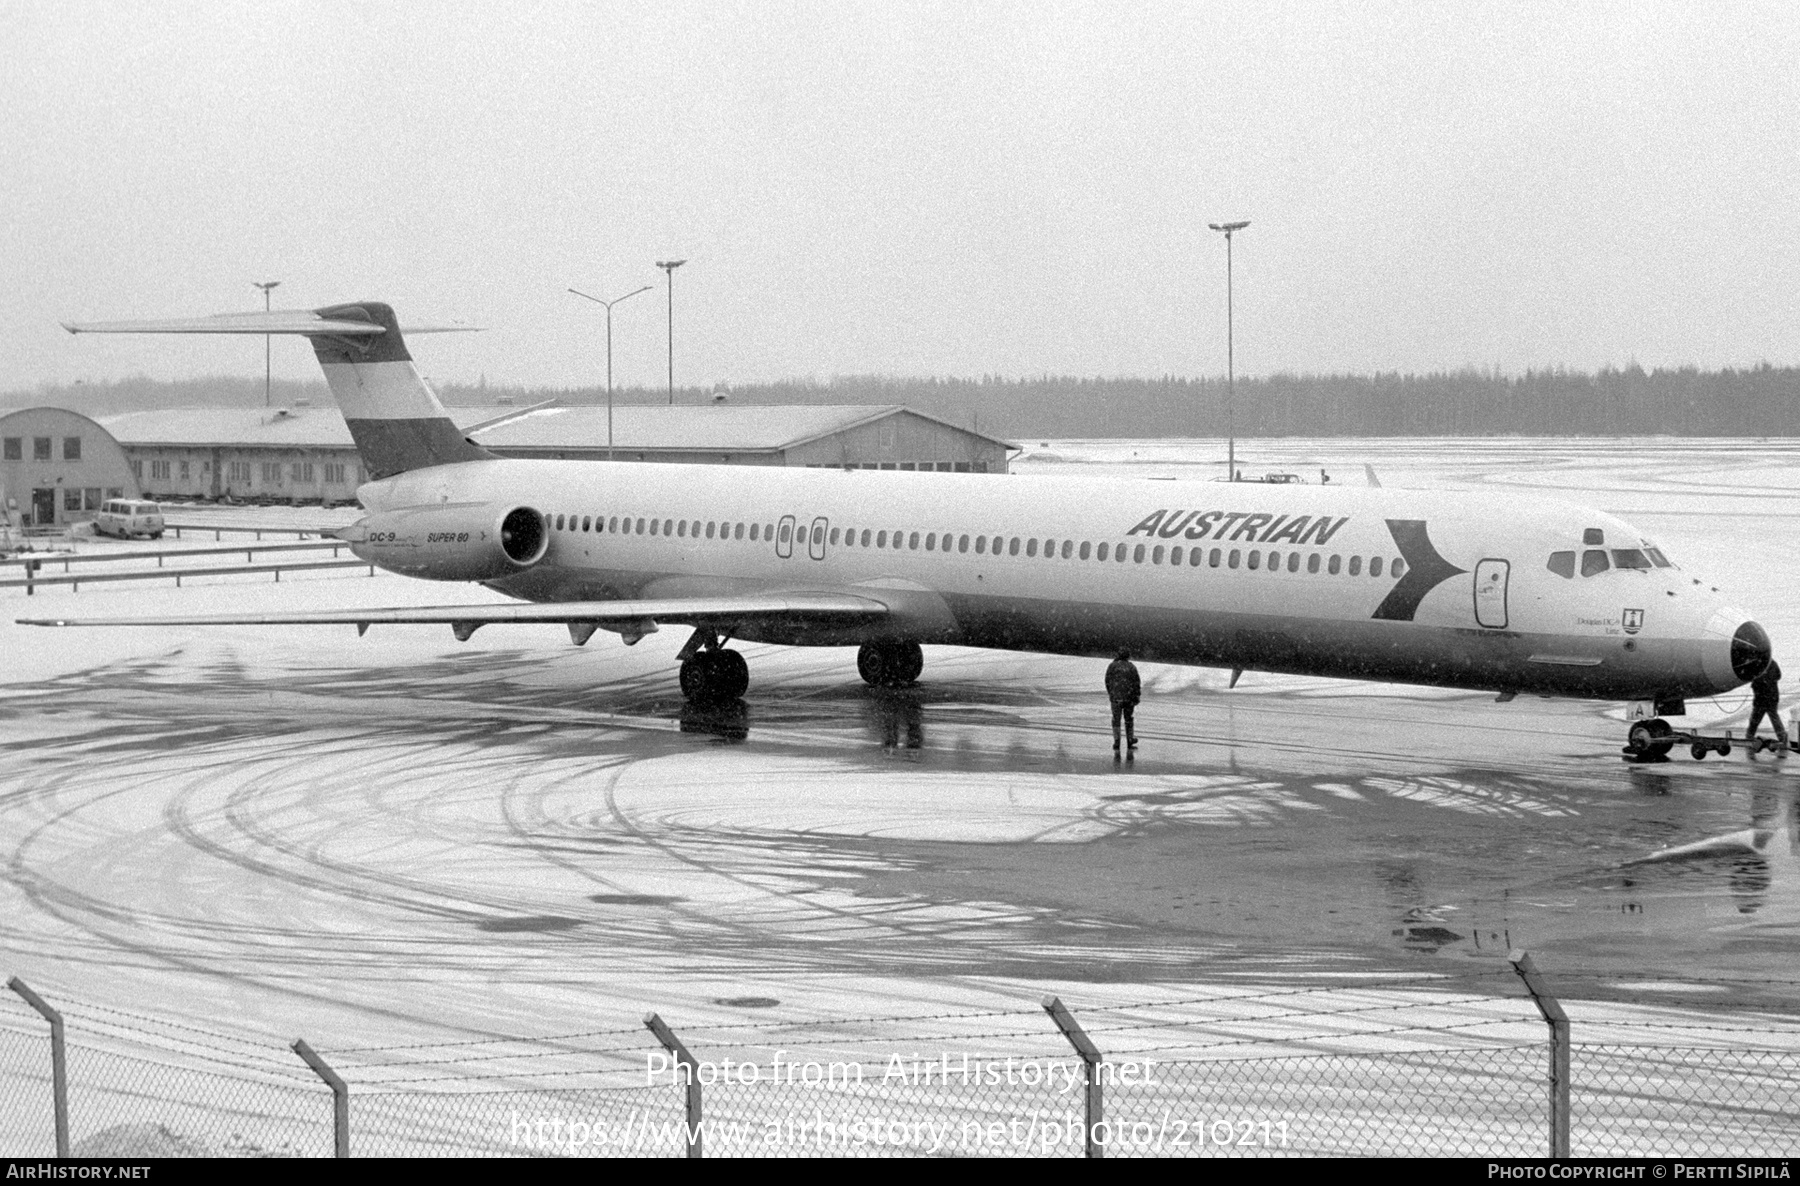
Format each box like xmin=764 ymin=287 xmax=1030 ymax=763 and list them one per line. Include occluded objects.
xmin=1622 ymin=609 xmax=1644 ymax=635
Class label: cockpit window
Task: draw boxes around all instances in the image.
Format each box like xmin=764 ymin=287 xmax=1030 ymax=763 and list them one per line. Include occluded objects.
xmin=1547 ymin=551 xmax=1575 ymax=579
xmin=1611 ymin=548 xmax=1652 ymax=571
xmin=1581 ymin=549 xmax=1610 ymax=577
xmin=1645 ymin=546 xmax=1673 ymax=568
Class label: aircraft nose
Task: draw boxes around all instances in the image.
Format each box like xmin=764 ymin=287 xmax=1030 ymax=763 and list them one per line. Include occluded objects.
xmin=1700 ymin=610 xmax=1769 ymax=692
xmin=1732 ymin=620 xmax=1772 ymax=682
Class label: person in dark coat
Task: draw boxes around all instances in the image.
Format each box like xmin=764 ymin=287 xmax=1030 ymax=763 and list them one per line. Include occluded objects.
xmin=1105 ymin=649 xmax=1141 ymax=754
xmin=1747 ymin=659 xmax=1788 ymax=751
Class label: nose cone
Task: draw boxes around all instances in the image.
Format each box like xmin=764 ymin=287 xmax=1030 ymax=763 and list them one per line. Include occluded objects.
xmin=1732 ymin=620 xmax=1772 ymax=682
xmin=1700 ymin=610 xmax=1770 ymax=692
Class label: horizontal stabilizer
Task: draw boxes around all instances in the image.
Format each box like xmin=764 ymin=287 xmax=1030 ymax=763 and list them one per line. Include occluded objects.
xmin=17 ymin=592 xmax=890 ymax=630
xmin=62 ymin=312 xmax=477 ymax=337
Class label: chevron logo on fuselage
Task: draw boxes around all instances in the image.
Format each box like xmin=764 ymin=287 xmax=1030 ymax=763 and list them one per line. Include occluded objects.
xmin=1372 ymin=520 xmax=1467 ymax=622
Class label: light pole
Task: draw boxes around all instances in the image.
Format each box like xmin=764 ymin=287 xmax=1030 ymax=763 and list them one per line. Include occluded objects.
xmin=655 ymin=259 xmax=686 ymax=405
xmin=569 ymin=284 xmax=653 ymax=461
xmin=1206 ymin=222 xmax=1249 ymax=480
xmin=252 ymin=280 xmax=281 ymax=407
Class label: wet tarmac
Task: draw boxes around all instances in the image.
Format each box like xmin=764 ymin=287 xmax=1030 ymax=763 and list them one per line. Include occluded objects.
xmin=3 ymin=439 xmax=1799 ymax=1048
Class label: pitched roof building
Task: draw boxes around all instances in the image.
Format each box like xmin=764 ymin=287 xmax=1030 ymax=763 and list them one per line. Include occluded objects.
xmin=96 ymin=402 xmax=1012 ymax=502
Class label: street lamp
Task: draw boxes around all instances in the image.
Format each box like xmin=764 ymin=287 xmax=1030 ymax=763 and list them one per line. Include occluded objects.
xmin=655 ymin=259 xmax=686 ymax=405
xmin=252 ymin=280 xmax=281 ymax=408
xmin=1206 ymin=221 xmax=1249 ymax=480
xmin=569 ymin=284 xmax=653 ymax=461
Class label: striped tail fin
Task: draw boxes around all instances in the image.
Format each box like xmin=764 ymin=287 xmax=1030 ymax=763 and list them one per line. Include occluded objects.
xmin=63 ymin=301 xmax=493 ymax=479
xmin=307 ymin=303 xmax=492 ymax=479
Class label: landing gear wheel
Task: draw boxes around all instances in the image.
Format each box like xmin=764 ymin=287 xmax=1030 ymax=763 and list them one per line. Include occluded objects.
xmin=679 ymin=649 xmax=750 ymax=703
xmin=714 ymin=648 xmax=749 ymax=699
xmin=1626 ymin=718 xmax=1675 ymax=762
xmin=857 ymin=640 xmax=924 ymax=687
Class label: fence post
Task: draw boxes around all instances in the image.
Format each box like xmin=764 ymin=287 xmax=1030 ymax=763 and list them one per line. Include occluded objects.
xmin=24 ymin=558 xmax=36 ymax=597
xmin=644 ymin=1013 xmax=702 ymax=1158
xmin=1041 ymin=995 xmax=1105 ymax=1158
xmin=1510 ymin=950 xmax=1571 ymax=1157
xmin=291 ymin=1039 xmax=349 ymax=1157
xmin=7 ymin=977 xmax=69 ymax=1157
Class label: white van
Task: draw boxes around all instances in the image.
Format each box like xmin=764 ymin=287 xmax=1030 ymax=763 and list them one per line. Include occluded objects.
xmin=94 ymin=499 xmax=165 ymax=540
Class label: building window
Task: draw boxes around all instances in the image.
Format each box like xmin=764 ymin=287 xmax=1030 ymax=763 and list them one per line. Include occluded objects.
xmin=64 ymin=488 xmax=82 ymax=510
xmin=292 ymin=462 xmax=315 ymax=483
xmin=63 ymin=437 xmax=81 ymax=461
xmin=179 ymin=461 xmax=190 ymax=480
xmin=106 ymin=487 xmax=122 ymax=499
xmin=34 ymin=437 xmax=51 ymax=461
xmin=150 ymin=460 xmax=171 ymax=480
xmin=83 ymin=488 xmax=101 ymax=510
xmin=324 ymin=462 xmax=346 ymax=484
xmin=261 ymin=462 xmax=282 ymax=484
xmin=228 ymin=461 xmax=252 ymax=483
xmin=2 ymin=438 xmax=19 ymax=460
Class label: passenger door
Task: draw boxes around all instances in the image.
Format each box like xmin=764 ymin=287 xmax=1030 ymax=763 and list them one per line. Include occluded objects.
xmin=1474 ymin=559 xmax=1510 ymax=629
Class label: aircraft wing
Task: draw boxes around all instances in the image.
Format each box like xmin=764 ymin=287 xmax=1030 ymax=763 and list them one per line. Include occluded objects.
xmin=16 ymin=592 xmax=889 ymax=639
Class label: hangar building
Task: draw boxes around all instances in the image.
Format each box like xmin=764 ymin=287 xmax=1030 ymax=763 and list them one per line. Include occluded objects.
xmin=469 ymin=404 xmax=1011 ymax=471
xmin=0 ymin=407 xmax=141 ymax=528
xmin=99 ymin=402 xmax=1011 ymax=502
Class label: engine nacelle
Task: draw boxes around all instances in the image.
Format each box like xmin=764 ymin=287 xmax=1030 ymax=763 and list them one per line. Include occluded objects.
xmin=343 ymin=503 xmax=549 ymax=581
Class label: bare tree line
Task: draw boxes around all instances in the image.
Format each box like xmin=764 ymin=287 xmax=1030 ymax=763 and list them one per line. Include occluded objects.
xmin=11 ymin=363 xmax=1797 ymax=439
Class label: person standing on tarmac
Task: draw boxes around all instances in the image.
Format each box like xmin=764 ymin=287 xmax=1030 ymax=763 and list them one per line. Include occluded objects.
xmin=1746 ymin=658 xmax=1789 ymax=753
xmin=1105 ymin=649 xmax=1141 ymax=756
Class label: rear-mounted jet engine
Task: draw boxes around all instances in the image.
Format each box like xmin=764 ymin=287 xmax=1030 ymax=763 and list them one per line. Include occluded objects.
xmin=342 ymin=504 xmax=548 ymax=581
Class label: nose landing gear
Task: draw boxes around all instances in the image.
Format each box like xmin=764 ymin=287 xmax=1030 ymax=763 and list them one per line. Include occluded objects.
xmin=1624 ymin=717 xmax=1736 ymax=762
xmin=1625 ymin=718 xmax=1676 ymax=762
xmin=858 ymin=640 xmax=924 ymax=687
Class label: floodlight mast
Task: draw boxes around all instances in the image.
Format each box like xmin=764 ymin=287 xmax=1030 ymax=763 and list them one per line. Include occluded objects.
xmin=569 ymin=285 xmax=653 ymax=461
xmin=1206 ymin=221 xmax=1249 ymax=480
xmin=655 ymin=260 xmax=687 ymax=405
xmin=252 ymin=281 xmax=281 ymax=408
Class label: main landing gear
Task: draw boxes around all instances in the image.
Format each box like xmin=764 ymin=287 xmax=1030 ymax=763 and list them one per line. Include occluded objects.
xmin=678 ymin=644 xmax=749 ymax=703
xmin=858 ymin=640 xmax=923 ymax=688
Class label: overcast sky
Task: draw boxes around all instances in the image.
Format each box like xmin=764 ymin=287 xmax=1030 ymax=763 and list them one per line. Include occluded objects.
xmin=5 ymin=1 xmax=1797 ymax=393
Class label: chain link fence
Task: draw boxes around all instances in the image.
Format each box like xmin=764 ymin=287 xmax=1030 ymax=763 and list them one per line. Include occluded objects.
xmin=0 ymin=1025 xmax=54 ymax=1157
xmin=1107 ymin=1045 xmax=1552 ymax=1157
xmin=4 ymin=971 xmax=1799 ymax=1158
xmin=1571 ymin=1044 xmax=1800 ymax=1159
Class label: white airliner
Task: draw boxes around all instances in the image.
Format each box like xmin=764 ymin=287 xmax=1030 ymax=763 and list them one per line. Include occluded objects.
xmin=33 ymin=301 xmax=1773 ymax=760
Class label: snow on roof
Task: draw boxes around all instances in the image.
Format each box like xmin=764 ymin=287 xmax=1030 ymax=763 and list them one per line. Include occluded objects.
xmin=95 ymin=403 xmax=1006 ymax=452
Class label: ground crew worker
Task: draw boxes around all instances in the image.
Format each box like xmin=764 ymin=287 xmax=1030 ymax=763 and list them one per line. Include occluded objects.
xmin=1105 ymin=649 xmax=1141 ymax=754
xmin=1747 ymin=659 xmax=1789 ymax=753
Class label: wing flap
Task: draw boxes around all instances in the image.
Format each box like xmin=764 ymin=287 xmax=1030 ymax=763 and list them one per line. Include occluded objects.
xmin=17 ymin=592 xmax=890 ymax=630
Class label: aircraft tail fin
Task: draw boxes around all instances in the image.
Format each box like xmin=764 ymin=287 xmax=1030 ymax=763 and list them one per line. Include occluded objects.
xmin=63 ymin=302 xmax=492 ymax=480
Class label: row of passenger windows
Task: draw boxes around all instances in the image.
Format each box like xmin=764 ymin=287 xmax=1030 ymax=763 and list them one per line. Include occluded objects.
xmin=1545 ymin=546 xmax=1670 ymax=579
xmin=547 ymin=511 xmax=1407 ymax=578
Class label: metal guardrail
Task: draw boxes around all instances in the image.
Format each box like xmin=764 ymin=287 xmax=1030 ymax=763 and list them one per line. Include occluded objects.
xmin=0 ymin=559 xmax=375 ymax=592
xmin=0 ymin=541 xmax=345 ymax=570
xmin=162 ymin=522 xmax=336 ymax=541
